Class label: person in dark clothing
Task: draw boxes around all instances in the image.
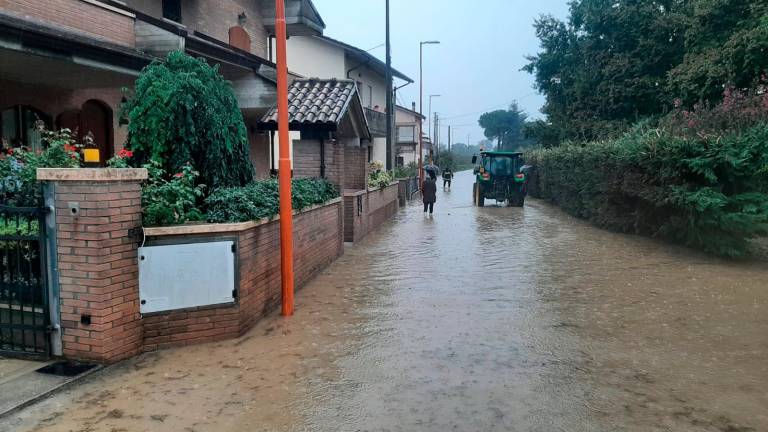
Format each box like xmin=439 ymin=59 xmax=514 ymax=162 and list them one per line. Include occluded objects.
xmin=442 ymin=168 xmax=453 ymax=188
xmin=422 ymin=177 xmax=437 ymax=214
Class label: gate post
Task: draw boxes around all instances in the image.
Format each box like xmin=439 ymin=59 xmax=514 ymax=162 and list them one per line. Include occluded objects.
xmin=42 ymin=183 xmax=62 ymax=357
xmin=37 ymin=168 xmax=147 ymax=363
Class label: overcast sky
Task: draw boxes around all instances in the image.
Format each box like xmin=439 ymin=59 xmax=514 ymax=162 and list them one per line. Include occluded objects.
xmin=311 ymin=0 xmax=571 ymax=145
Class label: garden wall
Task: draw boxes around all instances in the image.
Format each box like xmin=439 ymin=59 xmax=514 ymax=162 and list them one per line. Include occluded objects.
xmin=343 ymin=183 xmax=399 ymax=243
xmin=39 ymin=168 xmax=344 ymax=362
xmin=140 ymin=198 xmax=343 ymax=351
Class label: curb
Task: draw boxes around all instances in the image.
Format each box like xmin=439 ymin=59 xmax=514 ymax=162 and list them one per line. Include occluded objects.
xmin=0 ymin=364 xmax=105 ymax=419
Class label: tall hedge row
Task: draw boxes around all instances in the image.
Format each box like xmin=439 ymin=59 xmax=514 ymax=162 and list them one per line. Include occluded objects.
xmin=525 ymin=123 xmax=768 ymax=257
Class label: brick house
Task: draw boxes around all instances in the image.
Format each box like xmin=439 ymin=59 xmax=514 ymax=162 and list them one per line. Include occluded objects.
xmin=0 ymin=0 xmax=324 ymax=175
xmin=395 ymin=103 xmax=426 ymax=167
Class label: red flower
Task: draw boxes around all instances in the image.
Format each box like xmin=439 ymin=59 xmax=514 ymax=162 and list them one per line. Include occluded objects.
xmin=118 ymin=149 xmax=133 ymax=158
xmin=174 ymin=172 xmax=184 ymax=178
xmin=63 ymin=144 xmax=76 ymax=153
xmin=6 ymin=148 xmax=13 ymax=155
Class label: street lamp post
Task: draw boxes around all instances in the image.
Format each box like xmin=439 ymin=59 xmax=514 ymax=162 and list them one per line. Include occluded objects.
xmin=419 ymin=40 xmax=439 ymax=191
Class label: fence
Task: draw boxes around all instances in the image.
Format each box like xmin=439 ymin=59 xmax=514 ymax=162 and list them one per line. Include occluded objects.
xmin=0 ymin=191 xmax=51 ymax=359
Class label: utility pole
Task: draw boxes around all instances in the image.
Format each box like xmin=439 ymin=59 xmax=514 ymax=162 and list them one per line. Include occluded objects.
xmin=418 ymin=40 xmax=439 ymax=191
xmin=385 ymin=0 xmax=394 ymax=170
xmin=448 ymin=125 xmax=452 ymax=152
xmin=274 ymin=0 xmax=294 ymax=316
xmin=434 ymin=113 xmax=439 ymax=163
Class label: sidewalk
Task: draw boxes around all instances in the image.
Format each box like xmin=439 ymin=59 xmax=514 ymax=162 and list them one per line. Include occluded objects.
xmin=0 ymin=357 xmax=100 ymax=418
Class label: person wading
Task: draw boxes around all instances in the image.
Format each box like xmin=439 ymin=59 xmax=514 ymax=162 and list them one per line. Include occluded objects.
xmin=423 ymin=174 xmax=437 ymax=215
xmin=442 ymin=168 xmax=453 ymax=189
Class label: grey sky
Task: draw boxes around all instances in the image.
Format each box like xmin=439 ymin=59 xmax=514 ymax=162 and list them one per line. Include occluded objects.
xmin=311 ymin=0 xmax=570 ymax=145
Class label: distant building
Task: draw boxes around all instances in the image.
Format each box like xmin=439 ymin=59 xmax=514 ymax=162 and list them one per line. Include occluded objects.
xmin=394 ymin=104 xmax=426 ymax=167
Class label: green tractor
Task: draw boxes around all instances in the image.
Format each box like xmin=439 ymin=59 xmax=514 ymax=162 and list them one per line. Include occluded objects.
xmin=472 ymin=151 xmax=527 ymax=207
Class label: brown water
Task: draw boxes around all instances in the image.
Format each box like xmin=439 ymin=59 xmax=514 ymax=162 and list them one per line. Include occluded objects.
xmin=2 ymin=170 xmax=767 ymax=432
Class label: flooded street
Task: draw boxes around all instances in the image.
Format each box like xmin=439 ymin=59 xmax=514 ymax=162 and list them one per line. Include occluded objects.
xmin=3 ymin=170 xmax=767 ymax=432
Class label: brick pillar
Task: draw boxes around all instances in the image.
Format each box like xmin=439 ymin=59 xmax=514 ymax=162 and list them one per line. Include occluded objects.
xmin=37 ymin=168 xmax=147 ymax=363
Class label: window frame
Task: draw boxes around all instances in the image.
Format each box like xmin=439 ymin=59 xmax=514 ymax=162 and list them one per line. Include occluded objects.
xmin=397 ymin=125 xmax=416 ymax=143
xmin=162 ymin=0 xmax=182 ymax=22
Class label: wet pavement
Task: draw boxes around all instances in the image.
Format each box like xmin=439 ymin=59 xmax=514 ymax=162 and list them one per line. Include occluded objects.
xmin=2 ymin=170 xmax=767 ymax=432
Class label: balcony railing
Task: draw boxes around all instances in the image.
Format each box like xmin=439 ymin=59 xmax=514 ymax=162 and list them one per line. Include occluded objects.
xmin=364 ymin=108 xmax=388 ymax=137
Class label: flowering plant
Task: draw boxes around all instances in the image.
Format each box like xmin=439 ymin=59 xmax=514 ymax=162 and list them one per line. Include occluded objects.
xmin=141 ymin=161 xmax=206 ymax=226
xmin=107 ymin=148 xmax=134 ymax=168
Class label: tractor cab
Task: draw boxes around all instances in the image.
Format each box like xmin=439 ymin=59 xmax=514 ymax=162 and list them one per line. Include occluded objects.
xmin=471 ymin=151 xmax=527 ymax=207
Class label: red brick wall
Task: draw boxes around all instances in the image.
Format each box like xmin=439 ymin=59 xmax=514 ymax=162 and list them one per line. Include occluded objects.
xmin=186 ymin=0 xmax=268 ymax=57
xmin=343 ymin=184 xmax=399 ymax=243
xmin=0 ymin=0 xmax=136 ymax=47
xmin=292 ymin=138 xmax=344 ymax=189
xmin=51 ymin=176 xmax=144 ymax=362
xmin=142 ymin=200 xmax=344 ymax=351
xmin=344 ymin=146 xmax=368 ymax=191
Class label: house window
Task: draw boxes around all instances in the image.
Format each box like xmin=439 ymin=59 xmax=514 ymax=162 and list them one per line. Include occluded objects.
xmin=162 ymin=0 xmax=182 ymax=22
xmin=0 ymin=105 xmax=51 ymax=152
xmin=397 ymin=125 xmax=415 ymax=143
xmin=367 ymin=85 xmax=373 ymax=108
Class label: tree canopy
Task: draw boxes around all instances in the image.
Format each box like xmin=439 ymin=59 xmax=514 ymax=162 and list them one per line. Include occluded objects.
xmin=523 ymin=0 xmax=768 ymax=144
xmin=122 ymin=51 xmax=254 ymax=189
xmin=478 ymin=103 xmax=531 ymax=151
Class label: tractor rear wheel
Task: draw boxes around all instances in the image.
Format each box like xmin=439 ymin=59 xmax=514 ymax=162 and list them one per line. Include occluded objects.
xmin=474 ymin=183 xmax=485 ymax=207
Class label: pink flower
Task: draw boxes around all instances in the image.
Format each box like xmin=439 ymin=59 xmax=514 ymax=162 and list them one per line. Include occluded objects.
xmin=174 ymin=173 xmax=184 ymax=178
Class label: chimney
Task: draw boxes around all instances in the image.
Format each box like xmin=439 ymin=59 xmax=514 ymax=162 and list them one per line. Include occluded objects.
xmin=412 ymin=102 xmax=416 ymax=112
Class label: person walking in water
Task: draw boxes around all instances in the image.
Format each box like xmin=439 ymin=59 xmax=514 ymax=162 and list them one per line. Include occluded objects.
xmin=423 ymin=174 xmax=437 ymax=215
xmin=442 ymin=167 xmax=454 ymax=189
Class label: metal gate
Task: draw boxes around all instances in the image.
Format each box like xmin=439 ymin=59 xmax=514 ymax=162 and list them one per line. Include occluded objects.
xmin=0 ymin=204 xmax=51 ymax=359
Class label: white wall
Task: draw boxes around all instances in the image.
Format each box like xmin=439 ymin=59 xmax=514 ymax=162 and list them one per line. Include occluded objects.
xmin=279 ymin=37 xmax=347 ymax=79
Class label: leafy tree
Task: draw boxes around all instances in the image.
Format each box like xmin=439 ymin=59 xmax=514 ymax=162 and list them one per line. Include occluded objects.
xmin=524 ymin=0 xmax=768 ymax=145
xmin=478 ymin=103 xmax=530 ymax=150
xmin=668 ymin=1 xmax=768 ymax=104
xmin=122 ymin=51 xmax=254 ymax=189
xmin=524 ymin=0 xmax=688 ymax=142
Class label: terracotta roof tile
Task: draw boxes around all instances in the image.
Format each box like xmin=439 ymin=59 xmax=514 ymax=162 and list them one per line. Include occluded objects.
xmin=262 ymin=78 xmax=358 ymax=126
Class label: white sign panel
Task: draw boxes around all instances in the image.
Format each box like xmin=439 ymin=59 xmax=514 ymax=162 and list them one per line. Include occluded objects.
xmin=139 ymin=241 xmax=236 ymax=314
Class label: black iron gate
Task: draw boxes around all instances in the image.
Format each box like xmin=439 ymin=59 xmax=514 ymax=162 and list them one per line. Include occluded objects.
xmin=0 ymin=204 xmax=51 ymax=359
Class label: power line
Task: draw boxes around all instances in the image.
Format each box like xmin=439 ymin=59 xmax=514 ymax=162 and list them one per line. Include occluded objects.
xmin=438 ymin=93 xmax=537 ymax=121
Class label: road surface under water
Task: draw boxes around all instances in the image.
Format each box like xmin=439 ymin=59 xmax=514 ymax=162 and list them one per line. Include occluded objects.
xmin=3 ymin=171 xmax=767 ymax=432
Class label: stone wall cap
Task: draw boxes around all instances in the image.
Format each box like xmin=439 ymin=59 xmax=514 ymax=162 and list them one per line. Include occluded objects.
xmin=143 ymin=197 xmax=342 ymax=237
xmin=37 ymin=168 xmax=149 ymax=182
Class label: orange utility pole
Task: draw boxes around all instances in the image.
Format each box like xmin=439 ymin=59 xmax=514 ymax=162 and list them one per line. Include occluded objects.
xmin=275 ymin=0 xmax=294 ymax=316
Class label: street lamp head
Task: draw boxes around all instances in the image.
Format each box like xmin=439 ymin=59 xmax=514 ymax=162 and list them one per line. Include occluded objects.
xmin=421 ymin=40 xmax=440 ymax=45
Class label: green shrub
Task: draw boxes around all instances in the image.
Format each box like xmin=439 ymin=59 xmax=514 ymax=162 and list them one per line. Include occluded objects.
xmin=0 ymin=126 xmax=82 ymax=207
xmin=394 ymin=162 xmax=418 ymax=178
xmin=121 ymin=51 xmax=254 ymax=189
xmin=368 ymin=161 xmax=394 ymax=189
xmin=525 ymin=122 xmax=768 ymax=257
xmin=142 ymin=161 xmax=206 ymax=226
xmin=205 ymin=178 xmax=338 ymax=223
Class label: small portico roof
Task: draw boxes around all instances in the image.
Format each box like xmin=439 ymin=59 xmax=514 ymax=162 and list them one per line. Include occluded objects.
xmin=259 ymin=78 xmax=371 ymax=140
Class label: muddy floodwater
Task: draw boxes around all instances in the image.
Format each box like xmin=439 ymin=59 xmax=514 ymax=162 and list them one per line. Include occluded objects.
xmin=3 ymin=170 xmax=767 ymax=432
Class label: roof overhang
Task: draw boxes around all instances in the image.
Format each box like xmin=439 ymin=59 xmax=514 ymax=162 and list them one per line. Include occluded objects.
xmin=260 ymin=0 xmax=326 ymax=36
xmin=317 ymin=35 xmax=414 ymax=83
xmin=0 ymin=12 xmax=151 ymax=81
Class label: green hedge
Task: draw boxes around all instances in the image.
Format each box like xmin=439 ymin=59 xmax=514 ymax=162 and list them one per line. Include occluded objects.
xmin=525 ymin=123 xmax=768 ymax=257
xmin=205 ymin=178 xmax=338 ymax=223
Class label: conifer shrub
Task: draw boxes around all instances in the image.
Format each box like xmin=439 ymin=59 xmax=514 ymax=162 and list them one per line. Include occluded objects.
xmin=121 ymin=51 xmax=254 ymax=189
